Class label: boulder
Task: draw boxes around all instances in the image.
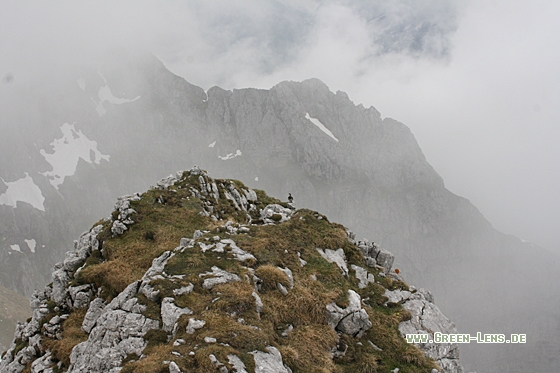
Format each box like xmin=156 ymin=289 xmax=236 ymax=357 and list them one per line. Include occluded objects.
xmin=250 ymin=346 xmax=292 ymax=373
xmin=185 ymin=318 xmax=206 ymax=334
xmin=326 ymin=290 xmax=372 ymax=337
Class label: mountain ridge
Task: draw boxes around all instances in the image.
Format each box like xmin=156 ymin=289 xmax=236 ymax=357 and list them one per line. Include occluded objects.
xmin=1 ymin=167 xmax=462 ymax=373
xmin=1 ymin=52 xmax=559 ymax=371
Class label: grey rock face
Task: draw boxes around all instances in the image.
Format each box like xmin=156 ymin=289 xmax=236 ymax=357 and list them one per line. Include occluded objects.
xmin=161 ymin=297 xmax=193 ymax=332
xmin=173 ymin=283 xmax=194 ymax=296
xmin=142 ymin=250 xmax=174 ymax=280
xmin=111 ymin=220 xmax=127 ymax=236
xmin=386 ymin=288 xmax=463 ymax=373
xmin=69 ymin=284 xmax=93 ymax=309
xmin=30 ymin=351 xmax=54 ymax=373
xmin=226 ymin=239 xmax=256 ymax=262
xmin=316 ymin=248 xmax=348 ymax=276
xmin=326 ymin=290 xmax=372 ymax=337
xmin=351 ymin=264 xmax=375 ymax=289
xmin=68 ymin=281 xmax=159 ymax=373
xmin=375 ymin=249 xmax=395 ymax=273
xmin=82 ymin=297 xmax=106 ymax=334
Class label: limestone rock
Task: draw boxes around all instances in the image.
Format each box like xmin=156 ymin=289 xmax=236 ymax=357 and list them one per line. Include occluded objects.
xmin=376 ymin=249 xmax=395 ymax=272
xmin=161 ymin=297 xmax=193 ymax=332
xmin=260 ymin=204 xmax=293 ymax=223
xmin=199 ymin=266 xmax=241 ymax=289
xmin=142 ymin=251 xmax=174 ymax=280
xmin=111 ymin=220 xmax=127 ymax=236
xmin=386 ymin=288 xmax=463 ymax=373
xmin=228 ymin=354 xmax=249 ymax=373
xmin=326 ymin=290 xmax=372 ymax=337
xmin=173 ymin=283 xmax=194 ymax=296
xmin=156 ymin=174 xmax=179 ymax=190
xmin=51 ymin=268 xmax=71 ymax=305
xmin=220 ymin=239 xmax=256 ymax=262
xmin=186 ymin=318 xmax=206 ymax=334
xmin=317 ymin=248 xmax=348 ymax=276
xmin=252 ymin=291 xmax=263 ymax=314
xmin=351 ymin=264 xmax=375 ymax=289
xmin=30 ymin=351 xmax=55 ymax=373
xmin=69 ymin=284 xmax=93 ymax=309
xmin=250 ymin=346 xmax=292 ymax=373
xmin=67 ymin=280 xmax=158 ymax=373
xmin=169 ymin=361 xmax=182 ymax=373
xmin=82 ymin=297 xmax=106 ymax=333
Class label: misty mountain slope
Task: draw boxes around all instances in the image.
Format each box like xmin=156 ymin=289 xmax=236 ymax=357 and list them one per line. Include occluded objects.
xmin=0 ymin=285 xmax=31 ymax=355
xmin=0 ymin=52 xmax=559 ymax=372
xmin=1 ymin=168 xmax=461 ymax=373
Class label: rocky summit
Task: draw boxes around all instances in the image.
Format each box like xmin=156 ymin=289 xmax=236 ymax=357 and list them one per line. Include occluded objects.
xmin=0 ymin=167 xmax=462 ymax=373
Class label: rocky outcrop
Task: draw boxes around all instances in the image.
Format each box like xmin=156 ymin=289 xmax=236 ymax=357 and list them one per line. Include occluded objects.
xmin=250 ymin=346 xmax=292 ymax=373
xmin=68 ymin=281 xmax=159 ymax=373
xmin=1 ymin=168 xmax=461 ymax=373
xmin=326 ymin=290 xmax=372 ymax=338
xmin=386 ymin=288 xmax=463 ymax=373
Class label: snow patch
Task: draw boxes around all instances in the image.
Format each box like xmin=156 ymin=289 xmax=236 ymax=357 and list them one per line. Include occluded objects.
xmin=77 ymin=78 xmax=86 ymax=91
xmin=208 ymin=141 xmax=216 ymax=148
xmin=218 ymin=150 xmax=242 ymax=161
xmin=0 ymin=173 xmax=45 ymax=211
xmin=94 ymin=71 xmax=140 ymax=116
xmin=10 ymin=244 xmax=21 ymax=253
xmin=305 ymin=113 xmax=339 ymax=142
xmin=25 ymin=239 xmax=36 ymax=253
xmin=255 ymin=177 xmax=259 ymax=181
xmin=40 ymin=123 xmax=110 ymax=189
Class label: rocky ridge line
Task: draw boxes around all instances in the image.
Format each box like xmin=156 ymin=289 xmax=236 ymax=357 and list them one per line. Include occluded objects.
xmin=1 ymin=167 xmax=462 ymax=373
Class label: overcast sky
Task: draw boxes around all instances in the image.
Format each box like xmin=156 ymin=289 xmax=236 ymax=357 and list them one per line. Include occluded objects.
xmin=2 ymin=0 xmax=559 ymax=253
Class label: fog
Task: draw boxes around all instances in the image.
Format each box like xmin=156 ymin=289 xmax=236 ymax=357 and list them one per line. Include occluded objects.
xmin=2 ymin=0 xmax=558 ymax=253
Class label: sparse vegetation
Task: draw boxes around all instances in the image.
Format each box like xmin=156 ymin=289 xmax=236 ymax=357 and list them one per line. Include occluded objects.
xmin=42 ymin=309 xmax=88 ymax=368
xmin=6 ymin=170 xmax=440 ymax=373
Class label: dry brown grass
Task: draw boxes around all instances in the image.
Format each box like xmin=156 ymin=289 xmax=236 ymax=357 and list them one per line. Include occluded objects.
xmin=280 ymin=325 xmax=339 ymax=373
xmin=356 ymin=354 xmax=379 ymax=373
xmin=76 ymin=259 xmax=135 ymax=299
xmin=315 ymin=224 xmax=350 ymax=250
xmin=255 ymin=265 xmax=290 ymax=291
xmin=212 ymin=282 xmax=259 ymax=317
xmin=196 ymin=311 xmax=271 ymax=351
xmin=121 ymin=344 xmax=172 ymax=373
xmin=109 ymin=223 xmax=183 ymax=271
xmin=401 ymin=346 xmax=433 ymax=366
xmin=261 ymin=280 xmax=341 ymax=327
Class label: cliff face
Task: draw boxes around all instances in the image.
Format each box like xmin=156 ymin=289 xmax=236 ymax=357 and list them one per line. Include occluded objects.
xmin=1 ymin=52 xmax=559 ymax=372
xmin=0 ymin=168 xmax=462 ymax=373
